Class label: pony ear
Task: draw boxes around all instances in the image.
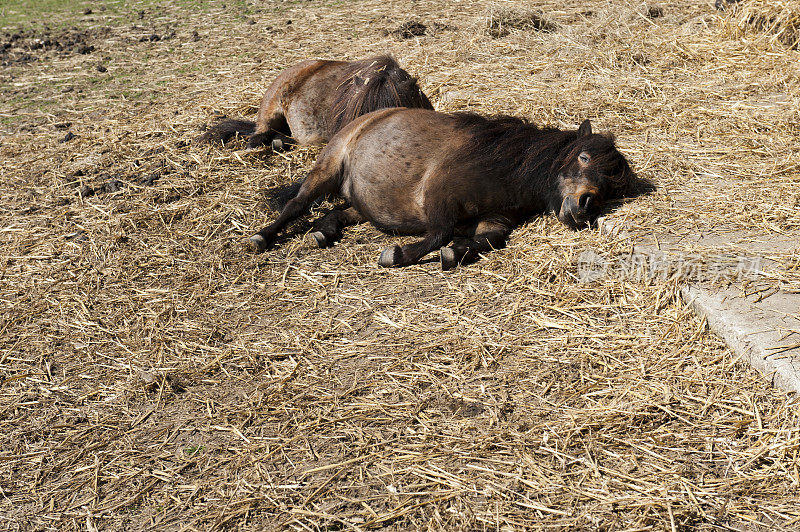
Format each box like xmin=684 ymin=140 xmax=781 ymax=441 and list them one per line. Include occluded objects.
xmin=578 ymin=119 xmax=592 ymax=137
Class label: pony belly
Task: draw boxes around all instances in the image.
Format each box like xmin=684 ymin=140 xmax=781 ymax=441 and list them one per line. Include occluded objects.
xmin=351 ymin=197 xmax=427 ymax=235
xmin=342 ymin=180 xmax=427 ymax=234
xmin=372 ymin=218 xmax=428 ymax=235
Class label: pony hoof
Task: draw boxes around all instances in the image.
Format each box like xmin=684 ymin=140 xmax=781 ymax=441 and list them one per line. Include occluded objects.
xmin=248 ymin=234 xmax=268 ymax=253
xmin=378 ymin=245 xmax=402 ymax=268
xmin=440 ymin=247 xmax=457 ymax=271
xmin=308 ymin=231 xmax=327 ymax=248
xmin=271 ymin=138 xmax=285 ymax=152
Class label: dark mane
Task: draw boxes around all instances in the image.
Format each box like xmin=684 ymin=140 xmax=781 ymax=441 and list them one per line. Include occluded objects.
xmin=326 ymin=55 xmax=433 ymax=137
xmin=450 ymin=113 xmax=640 ymax=198
xmin=448 ymin=113 xmax=576 ymax=203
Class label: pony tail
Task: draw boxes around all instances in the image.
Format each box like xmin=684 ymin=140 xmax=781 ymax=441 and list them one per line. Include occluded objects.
xmin=195 ymin=118 xmax=256 ymax=144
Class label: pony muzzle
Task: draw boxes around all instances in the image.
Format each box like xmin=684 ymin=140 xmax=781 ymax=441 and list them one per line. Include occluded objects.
xmin=558 ymin=193 xmax=598 ymax=229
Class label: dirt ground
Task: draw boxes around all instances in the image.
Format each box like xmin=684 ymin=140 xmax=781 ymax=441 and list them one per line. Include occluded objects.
xmin=1 ymin=0 xmax=799 ymax=530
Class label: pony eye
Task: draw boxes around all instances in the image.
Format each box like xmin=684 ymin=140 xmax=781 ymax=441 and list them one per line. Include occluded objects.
xmin=578 ymin=152 xmax=591 ymax=164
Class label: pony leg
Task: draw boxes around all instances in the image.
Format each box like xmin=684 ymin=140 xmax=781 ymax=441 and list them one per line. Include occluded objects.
xmin=378 ymin=228 xmax=454 ymax=268
xmin=248 ymin=84 xmax=290 ymax=149
xmin=308 ymin=207 xmax=366 ymax=248
xmin=248 ymin=114 xmax=290 ymax=150
xmin=378 ymin=202 xmax=455 ymax=267
xmin=440 ymin=217 xmax=514 ymax=271
xmin=249 ymin=160 xmax=340 ymax=252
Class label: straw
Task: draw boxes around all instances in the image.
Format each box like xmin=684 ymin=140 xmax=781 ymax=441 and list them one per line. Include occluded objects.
xmin=1 ymin=0 xmax=799 ymax=529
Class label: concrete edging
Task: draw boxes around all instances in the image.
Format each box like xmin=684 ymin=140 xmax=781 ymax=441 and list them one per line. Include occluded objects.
xmin=681 ymin=285 xmax=800 ymax=394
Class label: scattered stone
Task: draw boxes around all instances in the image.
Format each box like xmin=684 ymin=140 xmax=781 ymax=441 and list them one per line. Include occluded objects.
xmin=137 ymin=368 xmax=158 ymax=389
xmin=1 ymin=27 xmax=107 ymax=65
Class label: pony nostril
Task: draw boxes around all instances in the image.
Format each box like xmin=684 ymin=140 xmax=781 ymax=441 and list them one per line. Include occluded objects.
xmin=578 ymin=192 xmax=594 ymax=210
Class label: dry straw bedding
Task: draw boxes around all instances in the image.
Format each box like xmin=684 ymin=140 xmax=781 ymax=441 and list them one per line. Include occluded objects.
xmin=1 ymin=0 xmax=799 ymax=530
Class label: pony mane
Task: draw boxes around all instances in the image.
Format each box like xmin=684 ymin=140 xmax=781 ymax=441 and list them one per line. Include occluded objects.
xmin=449 ymin=112 xmax=577 ymax=183
xmin=326 ymin=55 xmax=433 ymax=137
xmin=451 ymin=113 xmax=641 ymax=198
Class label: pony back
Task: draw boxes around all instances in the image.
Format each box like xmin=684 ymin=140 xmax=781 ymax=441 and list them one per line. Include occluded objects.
xmin=326 ymin=55 xmax=433 ymax=137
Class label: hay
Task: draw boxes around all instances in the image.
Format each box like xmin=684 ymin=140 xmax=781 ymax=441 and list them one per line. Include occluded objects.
xmin=721 ymin=0 xmax=800 ymax=49
xmin=1 ymin=0 xmax=800 ymax=530
xmin=484 ymin=7 xmax=556 ymax=37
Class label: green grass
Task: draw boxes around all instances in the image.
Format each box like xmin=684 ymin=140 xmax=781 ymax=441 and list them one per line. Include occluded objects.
xmin=0 ymin=0 xmax=266 ymax=130
xmin=0 ymin=0 xmax=299 ymax=32
xmin=184 ymin=445 xmax=204 ymax=456
xmin=1 ymin=0 xmax=112 ymax=29
xmin=0 ymin=0 xmax=237 ymax=30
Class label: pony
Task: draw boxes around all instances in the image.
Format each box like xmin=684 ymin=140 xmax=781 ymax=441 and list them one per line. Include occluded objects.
xmin=249 ymin=108 xmax=643 ymax=270
xmin=196 ymin=55 xmax=433 ymax=151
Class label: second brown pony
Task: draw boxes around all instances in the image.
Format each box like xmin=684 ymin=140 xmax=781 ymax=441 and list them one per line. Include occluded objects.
xmin=197 ymin=55 xmax=433 ymax=151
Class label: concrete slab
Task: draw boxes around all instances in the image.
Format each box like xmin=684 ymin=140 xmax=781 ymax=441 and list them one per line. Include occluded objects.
xmin=595 ymin=218 xmax=800 ymax=394
xmin=681 ymin=285 xmax=800 ymax=394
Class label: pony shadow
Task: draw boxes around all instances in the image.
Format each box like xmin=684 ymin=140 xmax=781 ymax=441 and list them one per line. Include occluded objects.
xmin=588 ymin=174 xmax=656 ymax=226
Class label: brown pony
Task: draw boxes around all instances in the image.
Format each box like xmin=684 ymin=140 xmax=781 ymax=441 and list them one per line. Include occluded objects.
xmin=197 ymin=55 xmax=433 ymax=151
xmin=249 ymin=108 xmax=643 ymax=270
